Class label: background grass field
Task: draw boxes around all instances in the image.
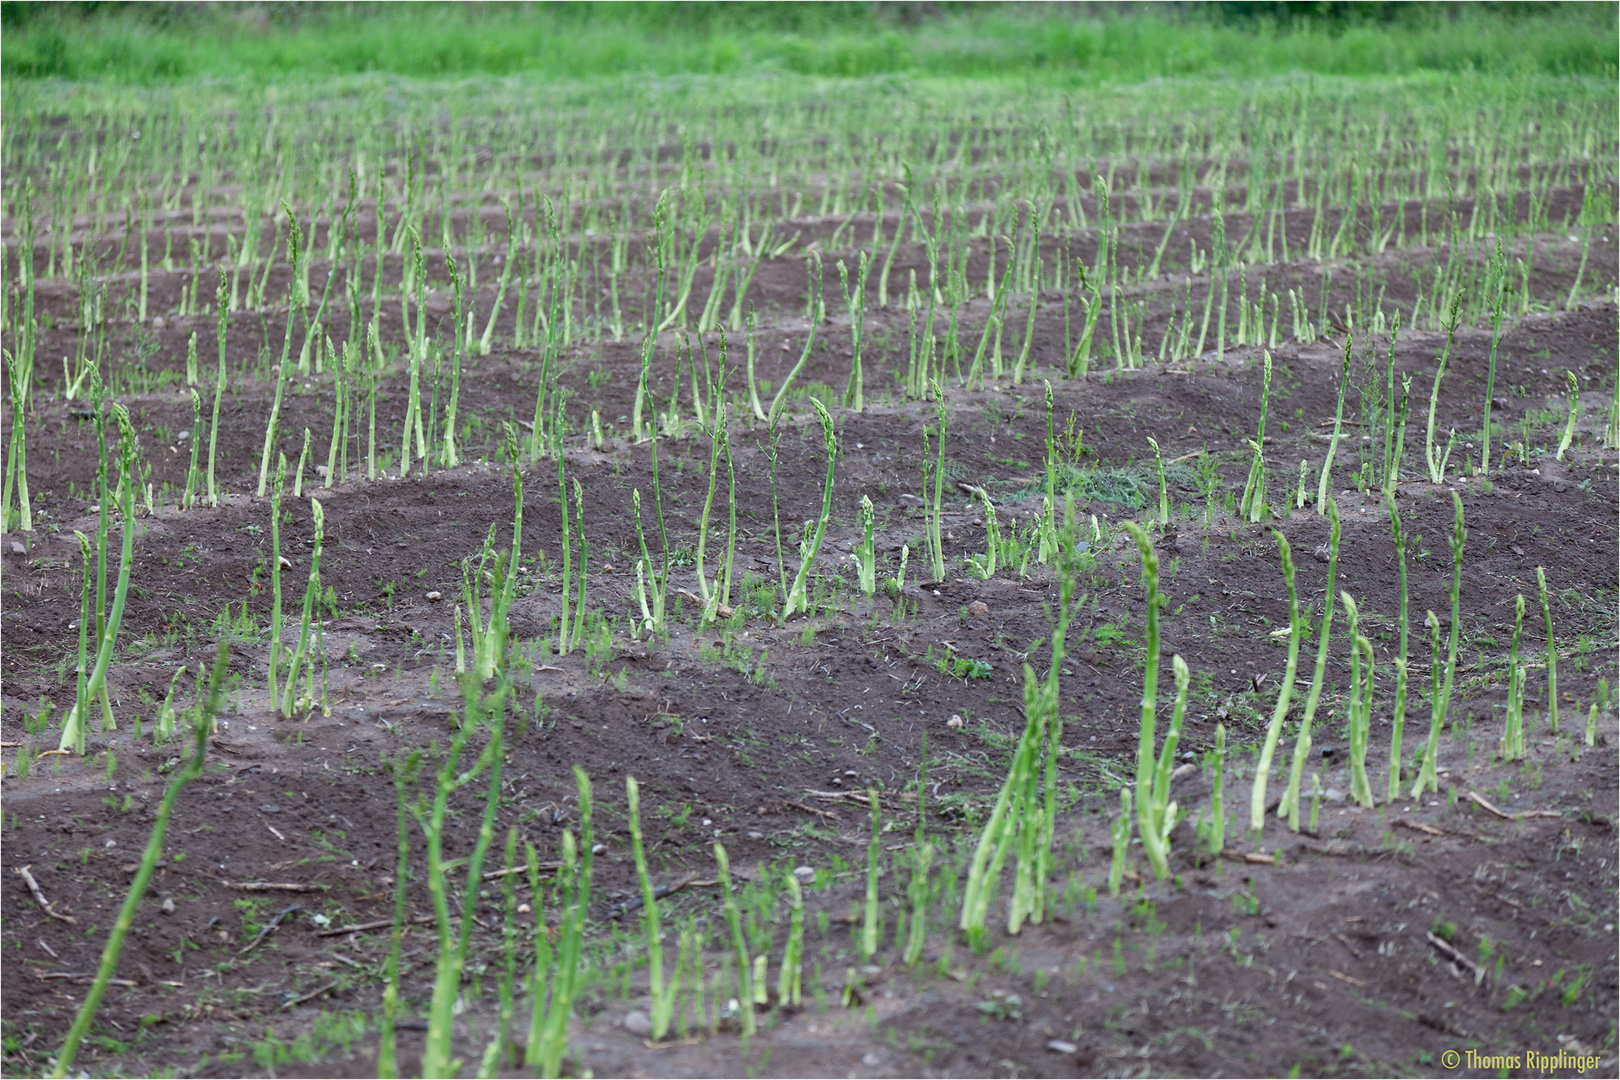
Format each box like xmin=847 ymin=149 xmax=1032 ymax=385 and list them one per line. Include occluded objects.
xmin=3 ymin=1 xmax=1614 ymax=84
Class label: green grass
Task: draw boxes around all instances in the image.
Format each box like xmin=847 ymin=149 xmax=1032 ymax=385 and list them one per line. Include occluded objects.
xmin=4 ymin=2 xmax=1613 ymax=84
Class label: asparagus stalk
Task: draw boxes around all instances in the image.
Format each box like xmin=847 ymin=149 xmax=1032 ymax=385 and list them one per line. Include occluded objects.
xmin=1250 ymin=531 xmax=1304 ymax=836
xmin=1386 ymin=491 xmax=1412 ymax=802
xmin=1537 ymin=566 xmax=1558 ymax=734
xmin=58 ymin=405 xmax=137 ymax=753
xmin=1280 ymin=498 xmax=1341 ymax=829
xmin=50 ymin=644 xmax=228 ymax=1079
xmin=1412 ymin=493 xmax=1466 ymax=795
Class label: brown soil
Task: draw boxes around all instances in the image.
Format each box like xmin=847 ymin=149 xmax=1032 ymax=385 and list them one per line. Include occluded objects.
xmin=3 ymin=197 xmax=1617 ymax=1079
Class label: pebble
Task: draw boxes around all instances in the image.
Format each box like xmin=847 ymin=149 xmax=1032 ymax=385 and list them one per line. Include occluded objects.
xmin=1321 ymin=788 xmax=1346 ymax=803
xmin=621 ymin=1011 xmax=651 ymax=1038
xmin=160 ymin=898 xmax=176 ymax=914
xmin=793 ymin=866 xmax=816 ymax=882
xmin=1046 ymin=1040 xmax=1078 ymax=1054
xmin=747 ymin=831 xmax=764 ymax=840
xmin=898 ymin=493 xmax=925 ymax=507
xmin=1312 ymin=543 xmax=1332 ymax=563
xmin=426 ymin=590 xmax=442 ymax=601
xmin=946 ymin=714 xmax=964 ymax=729
xmin=967 ymin=600 xmax=989 ymax=616
xmin=9 ymin=541 xmax=25 ymax=555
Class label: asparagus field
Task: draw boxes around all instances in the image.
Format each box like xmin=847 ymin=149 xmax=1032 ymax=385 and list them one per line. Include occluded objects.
xmin=3 ymin=52 xmax=1619 ymax=1079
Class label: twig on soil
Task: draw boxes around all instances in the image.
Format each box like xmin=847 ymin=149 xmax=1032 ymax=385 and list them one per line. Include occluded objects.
xmin=1166 ymin=449 xmax=1207 ymax=464
xmin=672 ymin=586 xmax=735 ymax=618
xmin=1466 ymin=791 xmax=1560 ymax=822
xmin=39 ymin=972 xmax=136 ymax=986
xmin=1332 ymin=933 xmax=1364 ymax=960
xmin=605 ymin=874 xmax=716 ymax=920
xmin=17 ymin=866 xmax=77 ymax=924
xmin=1220 ymin=851 xmax=1277 ymax=865
xmin=786 ymin=800 xmax=840 ymax=820
xmin=643 ymin=1036 xmax=705 ymax=1049
xmin=1468 ymin=791 xmax=1516 ymax=819
xmin=483 ymin=862 xmax=559 ymax=881
xmin=1328 ymin=970 xmax=1367 ymax=987
xmin=226 ymin=880 xmax=329 ymax=893
xmin=1396 ymin=819 xmax=1446 ymax=836
xmin=282 ymin=980 xmax=340 ymax=1009
xmin=317 ymin=914 xmax=434 ymax=937
xmin=38 ymin=938 xmax=58 ymax=958
xmin=1426 ymin=931 xmax=1486 ymax=984
xmin=239 ymin=904 xmax=301 ymax=955
xmin=804 ymin=788 xmax=915 ymax=806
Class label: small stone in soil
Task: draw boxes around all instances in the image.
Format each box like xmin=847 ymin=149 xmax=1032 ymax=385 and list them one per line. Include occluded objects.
xmin=1047 ymin=1040 xmax=1078 ymax=1054
xmin=160 ymin=898 xmax=176 ymax=914
xmin=947 ymin=714 xmax=964 ymax=729
xmin=426 ymin=591 xmax=442 ymax=601
xmin=967 ymin=600 xmax=989 ymax=616
xmin=793 ymin=866 xmax=816 ymax=882
xmin=621 ymin=1011 xmax=651 ymax=1038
